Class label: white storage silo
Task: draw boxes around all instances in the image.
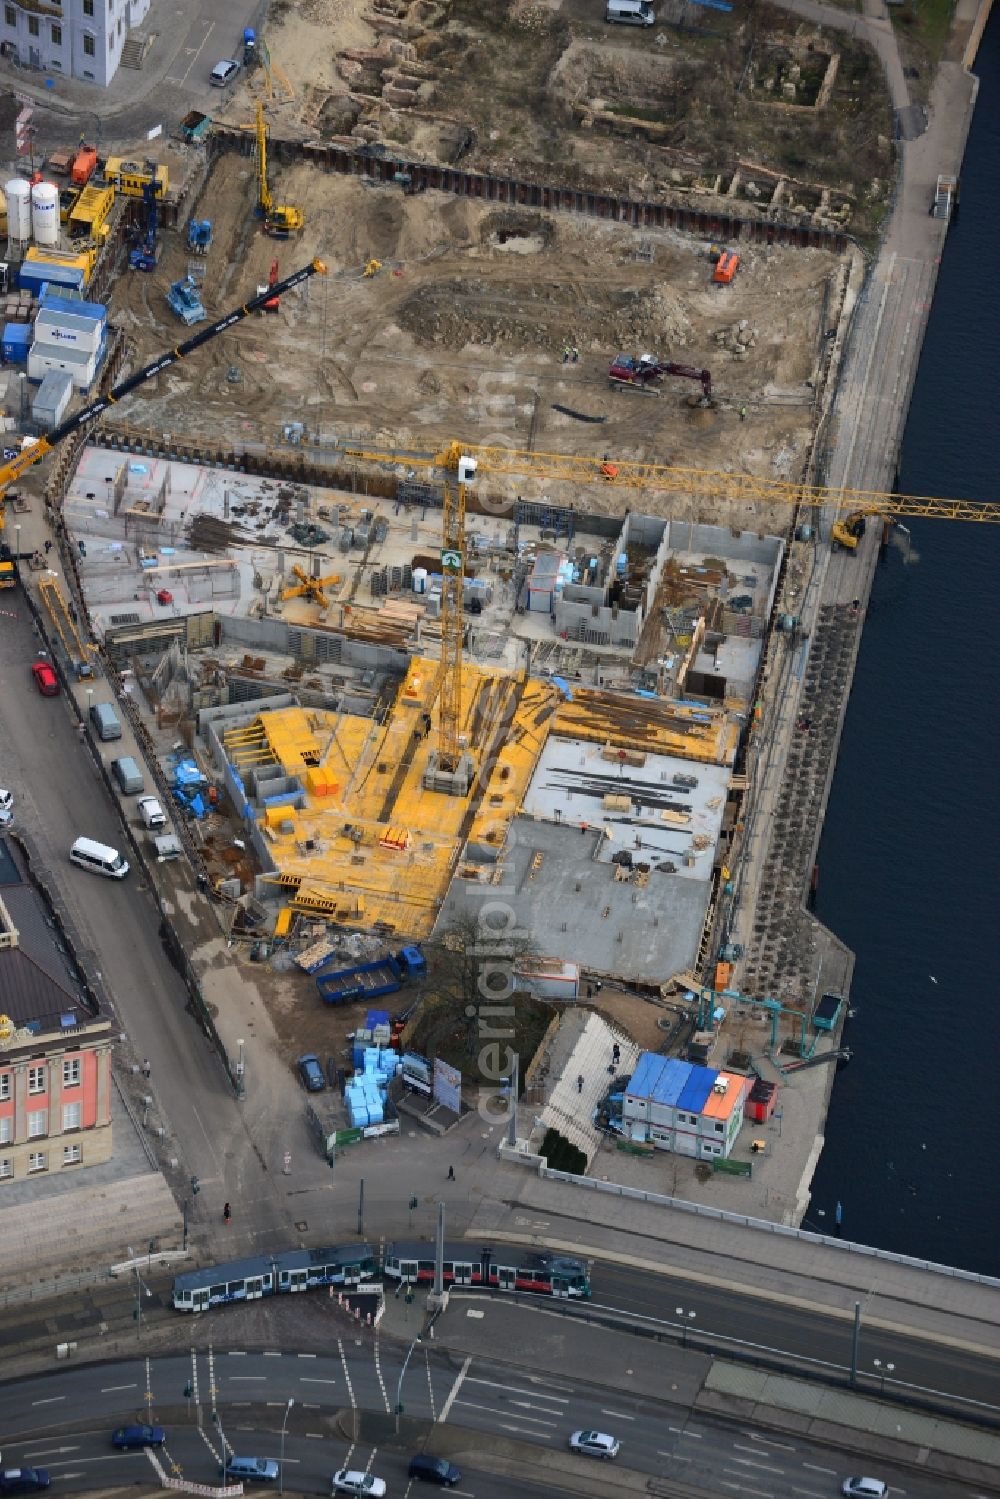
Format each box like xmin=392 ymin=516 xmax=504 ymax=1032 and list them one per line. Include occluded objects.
xmin=6 ymin=178 xmax=32 ymax=242
xmin=31 ymin=182 xmax=60 ymax=247
xmin=412 ymin=567 xmax=428 ymax=595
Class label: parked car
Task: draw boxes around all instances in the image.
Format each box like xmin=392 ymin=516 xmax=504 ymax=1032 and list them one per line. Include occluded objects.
xmin=568 ymin=1430 xmax=620 ymax=1460
xmin=112 ymin=1425 xmax=166 ymax=1450
xmin=842 ymin=1481 xmax=887 ymax=1499
xmin=221 ymin=1457 xmax=279 ymax=1483
xmin=0 ymin=1471 xmax=50 ymax=1495
xmin=209 ymin=58 xmax=241 ymax=87
xmin=408 ymin=1453 xmax=462 ymax=1486
xmin=332 ymin=1473 xmax=386 ymax=1498
xmin=30 ymin=661 xmax=58 ymax=696
xmin=137 ymin=795 xmax=167 ymax=830
xmin=297 ymin=1053 xmax=326 ymax=1092
xmin=0 ymin=789 xmax=12 ymax=830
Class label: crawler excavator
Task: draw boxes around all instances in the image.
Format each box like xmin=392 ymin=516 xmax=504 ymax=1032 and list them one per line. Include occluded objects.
xmin=253 ymin=103 xmax=304 ymax=238
xmin=608 ymin=353 xmax=713 ymax=404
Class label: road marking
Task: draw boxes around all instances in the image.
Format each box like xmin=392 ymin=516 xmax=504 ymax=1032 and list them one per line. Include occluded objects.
xmin=499 ymin=1424 xmax=553 ymax=1440
xmin=31 ymin=1397 xmax=65 ymax=1406
xmin=657 ymin=1452 xmax=691 ymax=1462
xmin=424 ymin=1348 xmax=437 ymax=1423
xmin=337 ymin=1337 xmax=356 ymax=1411
xmin=802 ymin=1464 xmax=837 ymax=1475
xmin=42 ymin=1455 xmax=146 ymax=1468
xmin=372 ymin=1328 xmax=390 ymax=1413
xmin=438 ymin=1356 xmax=471 ymax=1424
xmin=746 ymin=1434 xmax=797 ymax=1452
xmin=306 ymin=1434 xmax=324 ymax=1440
xmin=458 ymin=1400 xmax=557 ymax=1428
xmin=600 ymin=1409 xmax=636 ymax=1421
xmin=300 ymin=1377 xmax=338 ymax=1385
xmin=668 ymin=1427 xmax=703 ymax=1438
xmin=722 ymin=1480 xmax=773 ymax=1498
xmin=466 ymin=1376 xmax=568 ymax=1402
xmin=729 ymin=1457 xmax=785 ymax=1473
xmin=229 ymin=1376 xmax=266 ymax=1382
xmin=263 ymin=1351 xmax=281 ymax=1358
xmin=298 ymin=1353 xmax=317 ymax=1359
xmin=228 ymin=1350 xmax=247 ymax=1357
xmin=22 ymin=1448 xmax=80 ymax=1459
xmin=101 ymin=1384 xmax=137 ymax=1393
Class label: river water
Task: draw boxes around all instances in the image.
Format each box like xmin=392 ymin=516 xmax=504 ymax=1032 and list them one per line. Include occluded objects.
xmin=806 ymin=12 xmax=1000 ymax=1275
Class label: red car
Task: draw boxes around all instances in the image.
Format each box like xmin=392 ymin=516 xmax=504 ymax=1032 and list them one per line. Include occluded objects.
xmin=31 ymin=661 xmax=59 ymax=696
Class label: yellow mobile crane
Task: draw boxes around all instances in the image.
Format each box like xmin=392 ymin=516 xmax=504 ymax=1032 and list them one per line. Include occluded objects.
xmin=253 ymin=103 xmax=304 ymax=238
xmin=0 ymin=259 xmax=328 ymax=536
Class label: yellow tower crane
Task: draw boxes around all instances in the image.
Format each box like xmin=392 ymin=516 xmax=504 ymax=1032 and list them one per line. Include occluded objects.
xmin=253 ymin=104 xmax=304 ymax=238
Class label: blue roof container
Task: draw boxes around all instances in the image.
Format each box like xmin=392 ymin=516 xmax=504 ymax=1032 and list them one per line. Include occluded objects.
xmin=40 ymin=293 xmax=107 ymax=323
xmin=652 ymin=1057 xmax=693 ymax=1107
xmin=677 ymin=1064 xmax=719 ymax=1116
xmin=17 ymin=262 xmax=85 ymax=295
xmin=626 ymin=1052 xmax=667 ymax=1100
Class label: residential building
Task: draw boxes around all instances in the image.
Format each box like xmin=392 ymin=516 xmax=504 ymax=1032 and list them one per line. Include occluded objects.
xmin=0 ymin=0 xmax=152 ymax=87
xmin=0 ymin=836 xmax=113 ymax=1182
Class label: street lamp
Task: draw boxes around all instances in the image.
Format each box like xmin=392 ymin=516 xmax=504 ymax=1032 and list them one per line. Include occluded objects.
xmin=872 ymin=1358 xmax=895 ymax=1396
xmin=279 ymin=1397 xmax=294 ymax=1496
xmin=127 ymin=1244 xmax=153 ymax=1332
xmin=675 ymin=1305 xmax=697 ymax=1349
xmin=394 ymin=1334 xmax=422 ymax=1434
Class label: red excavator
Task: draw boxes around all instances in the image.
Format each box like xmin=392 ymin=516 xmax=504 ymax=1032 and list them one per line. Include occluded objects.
xmin=262 ymin=259 xmax=281 ymax=314
xmin=608 ymin=354 xmax=713 ymax=404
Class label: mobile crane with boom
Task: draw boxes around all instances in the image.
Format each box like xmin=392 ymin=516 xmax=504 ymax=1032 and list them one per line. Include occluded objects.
xmin=0 ymin=258 xmax=327 ymax=534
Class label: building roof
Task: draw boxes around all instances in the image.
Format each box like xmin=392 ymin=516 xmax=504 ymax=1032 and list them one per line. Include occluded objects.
xmin=700 ymin=1072 xmax=746 ymax=1121
xmin=677 ymin=1066 xmax=718 ymax=1115
xmin=0 ymin=837 xmax=98 ymax=1042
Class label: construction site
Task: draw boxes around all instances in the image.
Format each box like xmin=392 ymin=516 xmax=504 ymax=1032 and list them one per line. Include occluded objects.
xmin=0 ymin=0 xmax=913 ymax=1213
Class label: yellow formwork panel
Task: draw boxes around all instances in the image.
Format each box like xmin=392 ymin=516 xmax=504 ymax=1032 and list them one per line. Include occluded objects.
xmin=468 ymin=679 xmax=559 ymax=850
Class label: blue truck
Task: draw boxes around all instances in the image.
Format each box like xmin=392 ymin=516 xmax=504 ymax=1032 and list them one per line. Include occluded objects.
xmin=316 ymin=946 xmax=426 ymax=1005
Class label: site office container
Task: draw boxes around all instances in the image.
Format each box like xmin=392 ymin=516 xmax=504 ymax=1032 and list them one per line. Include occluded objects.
xmin=35 ymin=308 xmax=103 ymax=355
xmin=2 ymin=322 xmax=32 ymax=362
xmin=23 ymin=244 xmax=96 ymax=286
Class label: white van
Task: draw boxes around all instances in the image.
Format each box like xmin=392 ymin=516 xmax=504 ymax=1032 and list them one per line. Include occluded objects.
xmin=606 ymin=0 xmax=655 ymax=22
xmin=70 ymin=837 xmax=129 ymax=879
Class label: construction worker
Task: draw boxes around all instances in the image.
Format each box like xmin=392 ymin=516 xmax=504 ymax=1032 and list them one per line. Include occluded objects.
xmin=739 ymin=406 xmax=748 ymax=421
xmin=562 ymin=346 xmax=572 ymax=364
xmin=571 ymin=347 xmax=579 ymax=363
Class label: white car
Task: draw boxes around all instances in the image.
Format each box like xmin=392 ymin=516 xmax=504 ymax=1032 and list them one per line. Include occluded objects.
xmin=332 ymin=1472 xmax=387 ymax=1498
xmin=0 ymin=789 xmax=12 ymax=812
xmin=568 ymin=1430 xmax=619 ymax=1459
xmin=842 ymin=1481 xmax=886 ymax=1499
xmin=137 ymin=795 xmax=166 ymax=830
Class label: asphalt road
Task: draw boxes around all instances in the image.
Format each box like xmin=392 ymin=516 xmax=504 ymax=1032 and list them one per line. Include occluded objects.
xmin=0 ymin=588 xmax=283 ymax=1225
xmin=0 ymin=1348 xmax=983 ymax=1499
xmin=588 ymin=1264 xmax=1000 ymax=1412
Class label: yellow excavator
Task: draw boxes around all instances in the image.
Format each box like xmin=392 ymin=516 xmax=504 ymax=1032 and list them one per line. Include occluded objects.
xmin=831 ymin=511 xmax=869 ymax=550
xmin=254 ymin=103 xmax=304 ymax=238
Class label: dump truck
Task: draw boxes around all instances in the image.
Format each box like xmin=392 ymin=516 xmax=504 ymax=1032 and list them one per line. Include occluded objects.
xmin=315 ymin=945 xmax=426 ymax=1005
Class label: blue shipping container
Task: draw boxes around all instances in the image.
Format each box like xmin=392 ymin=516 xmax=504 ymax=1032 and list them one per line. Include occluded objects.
xmin=2 ymin=323 xmax=32 ymax=363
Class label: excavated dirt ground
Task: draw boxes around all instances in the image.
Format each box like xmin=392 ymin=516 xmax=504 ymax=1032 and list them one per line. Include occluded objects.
xmin=108 ymin=161 xmax=842 ymax=527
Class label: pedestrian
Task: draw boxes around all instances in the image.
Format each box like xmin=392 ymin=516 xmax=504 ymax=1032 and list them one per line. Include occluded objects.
xmin=43 ymin=539 xmax=52 ymax=554
xmin=223 ymin=1201 xmax=232 ymax=1224
xmin=571 ymin=347 xmax=579 ymax=363
xmin=594 ymin=980 xmax=603 ymax=994
xmin=739 ymin=406 xmax=748 ymax=421
xmin=562 ymin=347 xmax=571 ymax=364
xmin=577 ymin=1074 xmax=584 ymax=1095
xmin=141 ymin=1058 xmax=151 ymax=1080
xmin=76 ymin=721 xmax=86 ymax=740
xmin=447 ymin=1166 xmax=455 ymax=1181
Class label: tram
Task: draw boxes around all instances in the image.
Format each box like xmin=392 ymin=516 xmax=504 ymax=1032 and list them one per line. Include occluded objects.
xmin=171 ymin=1244 xmax=379 ymax=1312
xmin=383 ymin=1242 xmax=591 ymax=1298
